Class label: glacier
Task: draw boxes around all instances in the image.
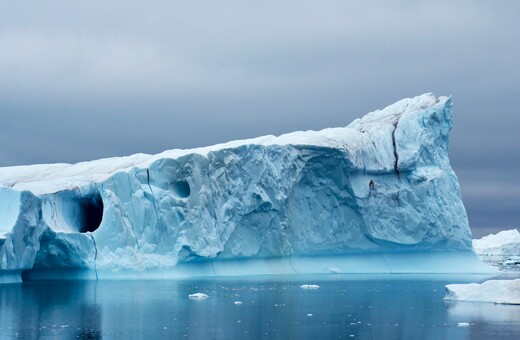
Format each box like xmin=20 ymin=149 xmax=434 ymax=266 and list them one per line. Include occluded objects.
xmin=0 ymin=93 xmax=495 ymax=283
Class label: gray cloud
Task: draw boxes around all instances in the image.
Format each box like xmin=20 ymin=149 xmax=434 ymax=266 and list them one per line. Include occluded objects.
xmin=1 ymin=1 xmax=519 ymax=235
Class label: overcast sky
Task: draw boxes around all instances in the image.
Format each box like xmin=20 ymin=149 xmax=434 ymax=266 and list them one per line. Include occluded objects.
xmin=1 ymin=1 xmax=518 ymax=237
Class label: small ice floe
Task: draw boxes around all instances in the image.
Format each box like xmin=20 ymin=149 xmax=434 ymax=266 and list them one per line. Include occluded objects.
xmin=307 ymin=313 xmax=313 ymax=317
xmin=188 ymin=293 xmax=209 ymax=300
xmin=457 ymin=322 xmax=470 ymax=327
xmin=300 ymin=284 xmax=320 ymax=289
xmin=234 ymin=301 xmax=243 ymax=305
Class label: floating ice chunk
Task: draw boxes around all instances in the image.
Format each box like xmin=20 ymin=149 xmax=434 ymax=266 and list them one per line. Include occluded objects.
xmin=307 ymin=313 xmax=313 ymax=317
xmin=188 ymin=293 xmax=209 ymax=300
xmin=444 ymin=279 xmax=520 ymax=305
xmin=300 ymin=284 xmax=320 ymax=289
xmin=457 ymin=322 xmax=470 ymax=327
xmin=234 ymin=301 xmax=243 ymax=305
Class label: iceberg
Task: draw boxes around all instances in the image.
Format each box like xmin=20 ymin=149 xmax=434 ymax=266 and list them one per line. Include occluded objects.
xmin=0 ymin=93 xmax=495 ymax=283
xmin=473 ymin=229 xmax=520 ymax=264
xmin=444 ymin=279 xmax=520 ymax=305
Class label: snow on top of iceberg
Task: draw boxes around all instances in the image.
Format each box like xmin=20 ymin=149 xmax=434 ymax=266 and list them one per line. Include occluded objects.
xmin=473 ymin=229 xmax=520 ymax=250
xmin=0 ymin=93 xmax=449 ymax=195
xmin=444 ymin=279 xmax=520 ymax=305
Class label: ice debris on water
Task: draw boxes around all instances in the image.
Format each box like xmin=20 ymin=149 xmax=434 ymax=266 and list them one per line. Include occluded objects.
xmin=300 ymin=284 xmax=320 ymax=289
xmin=188 ymin=293 xmax=208 ymax=300
xmin=457 ymin=322 xmax=470 ymax=327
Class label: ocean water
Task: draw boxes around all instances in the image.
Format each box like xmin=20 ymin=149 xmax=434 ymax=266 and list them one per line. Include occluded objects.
xmin=1 ymin=275 xmax=519 ymax=339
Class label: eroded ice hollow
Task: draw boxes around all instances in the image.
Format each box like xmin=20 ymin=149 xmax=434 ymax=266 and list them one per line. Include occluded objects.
xmin=0 ymin=94 xmax=495 ymax=283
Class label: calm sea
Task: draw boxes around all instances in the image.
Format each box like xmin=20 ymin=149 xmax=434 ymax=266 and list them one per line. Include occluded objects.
xmin=1 ymin=274 xmax=519 ymax=339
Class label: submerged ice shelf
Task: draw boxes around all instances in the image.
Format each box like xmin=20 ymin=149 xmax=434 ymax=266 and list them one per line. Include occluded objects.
xmin=0 ymin=94 xmax=495 ymax=283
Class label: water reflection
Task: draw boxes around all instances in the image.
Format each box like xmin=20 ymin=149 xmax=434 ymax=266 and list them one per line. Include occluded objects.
xmin=0 ymin=281 xmax=101 ymax=338
xmin=0 ymin=276 xmax=519 ymax=339
xmin=448 ymin=301 xmax=520 ymax=323
xmin=447 ymin=300 xmax=520 ymax=339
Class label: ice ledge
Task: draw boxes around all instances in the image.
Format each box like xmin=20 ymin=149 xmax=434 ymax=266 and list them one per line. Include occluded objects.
xmin=9 ymin=251 xmax=495 ymax=284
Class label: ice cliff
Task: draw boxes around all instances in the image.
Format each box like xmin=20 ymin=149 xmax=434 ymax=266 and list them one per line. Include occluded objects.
xmin=0 ymin=94 xmax=494 ymax=283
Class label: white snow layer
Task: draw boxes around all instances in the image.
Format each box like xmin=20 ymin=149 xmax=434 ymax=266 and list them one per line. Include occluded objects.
xmin=0 ymin=93 xmax=495 ymax=283
xmin=445 ymin=279 xmax=520 ymax=305
xmin=473 ymin=229 xmax=520 ymax=262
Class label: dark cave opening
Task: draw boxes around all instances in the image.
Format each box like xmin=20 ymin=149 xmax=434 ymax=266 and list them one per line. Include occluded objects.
xmin=78 ymin=192 xmax=104 ymax=233
xmin=171 ymin=180 xmax=191 ymax=198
